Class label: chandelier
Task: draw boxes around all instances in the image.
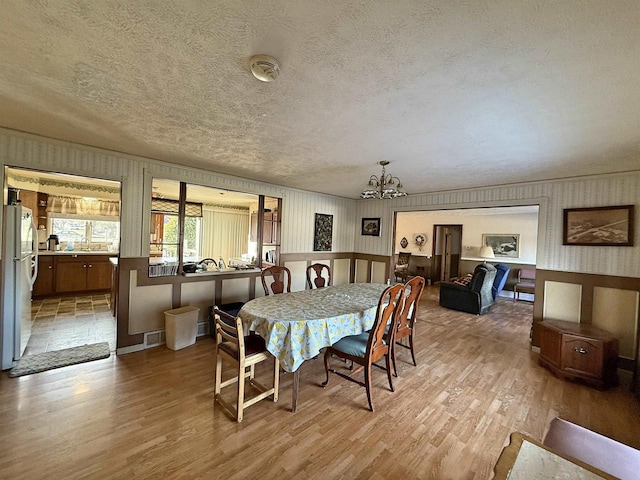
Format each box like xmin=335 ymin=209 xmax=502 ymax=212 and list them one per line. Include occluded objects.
xmin=360 ymin=161 xmax=408 ymax=199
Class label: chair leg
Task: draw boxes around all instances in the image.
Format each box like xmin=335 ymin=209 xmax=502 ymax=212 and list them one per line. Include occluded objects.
xmin=322 ymin=349 xmax=331 ymax=387
xmin=214 ymin=349 xmax=222 ymax=395
xmin=409 ymin=333 xmax=417 ymax=366
xmin=364 ymin=363 xmax=374 ymax=412
xmin=237 ymin=363 xmax=246 ymax=422
xmin=385 ymin=354 xmax=394 ymax=393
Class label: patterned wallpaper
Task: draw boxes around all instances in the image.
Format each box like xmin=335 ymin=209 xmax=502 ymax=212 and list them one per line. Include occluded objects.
xmin=1 ymin=128 xmax=638 ymax=278
xmin=355 ymin=173 xmax=640 ymax=278
xmin=0 ymin=128 xmax=356 ymax=257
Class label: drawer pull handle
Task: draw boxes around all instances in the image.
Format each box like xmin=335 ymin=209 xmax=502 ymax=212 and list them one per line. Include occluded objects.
xmin=575 ymin=347 xmax=587 ymax=354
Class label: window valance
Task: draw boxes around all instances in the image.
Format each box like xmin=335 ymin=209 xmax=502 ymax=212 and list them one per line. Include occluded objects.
xmin=47 ymin=195 xmax=120 ymax=217
xmin=151 ymin=198 xmax=202 ymax=217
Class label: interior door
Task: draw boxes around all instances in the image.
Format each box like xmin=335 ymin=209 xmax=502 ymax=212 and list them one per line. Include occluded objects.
xmin=432 ymin=224 xmax=463 ymax=282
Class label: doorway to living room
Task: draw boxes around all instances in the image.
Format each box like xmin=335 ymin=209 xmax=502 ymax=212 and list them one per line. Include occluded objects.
xmin=393 ymin=205 xmax=539 ymax=299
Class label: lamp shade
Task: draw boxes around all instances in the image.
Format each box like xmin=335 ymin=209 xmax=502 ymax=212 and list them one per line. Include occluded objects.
xmin=479 ymin=246 xmax=495 ymax=259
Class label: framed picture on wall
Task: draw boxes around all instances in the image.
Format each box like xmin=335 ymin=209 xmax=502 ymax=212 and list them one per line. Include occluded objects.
xmin=314 ymin=213 xmax=333 ymax=251
xmin=361 ymin=218 xmax=381 ymax=236
xmin=482 ymin=234 xmax=520 ymax=258
xmin=563 ymin=205 xmax=634 ymax=246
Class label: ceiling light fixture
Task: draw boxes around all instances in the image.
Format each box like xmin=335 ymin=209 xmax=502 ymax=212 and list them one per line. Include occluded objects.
xmin=249 ymin=54 xmax=280 ymax=82
xmin=361 ymin=161 xmax=408 ymax=199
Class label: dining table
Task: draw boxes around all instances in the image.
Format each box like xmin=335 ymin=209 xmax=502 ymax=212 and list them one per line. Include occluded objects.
xmin=238 ymin=282 xmax=388 ymax=412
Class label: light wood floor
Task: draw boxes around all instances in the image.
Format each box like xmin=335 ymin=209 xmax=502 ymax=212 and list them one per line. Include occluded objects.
xmin=1 ymin=286 xmax=638 ymax=479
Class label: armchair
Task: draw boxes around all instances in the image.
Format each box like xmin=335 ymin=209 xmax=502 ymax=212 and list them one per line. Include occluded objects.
xmin=439 ymin=264 xmax=497 ymax=314
xmin=394 ymin=252 xmax=411 ymax=282
xmin=492 ymin=263 xmax=510 ymax=300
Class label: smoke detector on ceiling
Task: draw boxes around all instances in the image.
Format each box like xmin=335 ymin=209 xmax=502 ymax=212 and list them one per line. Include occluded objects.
xmin=249 ymin=55 xmax=280 ymax=82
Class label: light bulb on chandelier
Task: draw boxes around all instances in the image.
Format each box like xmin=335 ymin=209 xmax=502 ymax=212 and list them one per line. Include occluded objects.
xmin=360 ymin=161 xmax=407 ymax=199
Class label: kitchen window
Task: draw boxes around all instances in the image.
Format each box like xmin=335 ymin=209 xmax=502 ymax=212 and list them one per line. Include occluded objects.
xmin=47 ymin=195 xmax=121 ymax=250
xmin=50 ymin=218 xmax=120 ymax=247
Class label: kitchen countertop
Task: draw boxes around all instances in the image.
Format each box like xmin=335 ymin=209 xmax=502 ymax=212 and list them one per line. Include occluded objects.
xmin=38 ymin=250 xmax=118 ymax=256
xmin=183 ymin=267 xmax=260 ymax=277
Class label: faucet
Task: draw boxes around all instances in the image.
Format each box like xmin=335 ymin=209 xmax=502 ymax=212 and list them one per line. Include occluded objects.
xmin=80 ymin=237 xmax=89 ymax=250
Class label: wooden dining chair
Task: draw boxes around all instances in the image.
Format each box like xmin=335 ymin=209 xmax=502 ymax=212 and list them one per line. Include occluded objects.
xmin=392 ymin=275 xmax=426 ymax=376
xmin=261 ymin=265 xmax=291 ymax=296
xmin=322 ymin=283 xmax=405 ymax=412
xmin=514 ymin=268 xmax=536 ymax=302
xmin=306 ymin=263 xmax=332 ymax=289
xmin=213 ymin=308 xmax=279 ymax=422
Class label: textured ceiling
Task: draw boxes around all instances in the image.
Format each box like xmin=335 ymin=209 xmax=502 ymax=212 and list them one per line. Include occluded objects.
xmin=1 ymin=1 xmax=639 ymax=199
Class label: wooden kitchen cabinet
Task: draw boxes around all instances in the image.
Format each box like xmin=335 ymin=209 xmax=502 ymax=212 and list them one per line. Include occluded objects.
xmin=538 ymin=319 xmax=618 ymax=389
xmin=33 ymin=256 xmax=54 ymax=297
xmin=53 ymin=255 xmax=115 ymax=294
xmin=250 ymin=211 xmax=279 ymax=244
xmin=86 ymin=260 xmax=112 ymax=290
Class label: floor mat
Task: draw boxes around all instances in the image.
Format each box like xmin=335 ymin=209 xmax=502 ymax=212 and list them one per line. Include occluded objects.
xmin=9 ymin=342 xmax=111 ymax=377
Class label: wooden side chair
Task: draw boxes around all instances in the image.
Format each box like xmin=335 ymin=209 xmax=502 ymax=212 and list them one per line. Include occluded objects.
xmin=261 ymin=265 xmax=291 ymax=296
xmin=213 ymin=308 xmax=279 ymax=422
xmin=392 ymin=275 xmax=426 ymax=376
xmin=514 ymin=268 xmax=536 ymax=302
xmin=306 ymin=263 xmax=332 ymax=289
xmin=322 ymin=283 xmax=405 ymax=412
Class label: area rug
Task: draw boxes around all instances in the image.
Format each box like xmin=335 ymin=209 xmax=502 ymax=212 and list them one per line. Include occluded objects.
xmin=9 ymin=342 xmax=111 ymax=377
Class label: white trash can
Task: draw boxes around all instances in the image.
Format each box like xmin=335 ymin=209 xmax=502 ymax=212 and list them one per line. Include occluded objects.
xmin=164 ymin=306 xmax=200 ymax=350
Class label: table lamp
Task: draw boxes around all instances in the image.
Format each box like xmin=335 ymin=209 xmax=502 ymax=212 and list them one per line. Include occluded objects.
xmin=479 ymin=246 xmax=495 ymax=264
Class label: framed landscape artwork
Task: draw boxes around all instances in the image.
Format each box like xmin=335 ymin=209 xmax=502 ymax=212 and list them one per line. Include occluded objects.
xmin=313 ymin=213 xmax=333 ymax=251
xmin=563 ymin=205 xmax=634 ymax=246
xmin=482 ymin=234 xmax=520 ymax=258
xmin=361 ymin=217 xmax=381 ymax=236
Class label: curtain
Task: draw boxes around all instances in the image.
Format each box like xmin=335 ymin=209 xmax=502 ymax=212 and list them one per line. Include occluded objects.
xmin=47 ymin=195 xmax=120 ymax=217
xmin=201 ymin=209 xmax=249 ymax=263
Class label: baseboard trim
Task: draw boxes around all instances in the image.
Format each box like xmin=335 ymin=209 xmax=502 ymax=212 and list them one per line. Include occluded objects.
xmin=116 ymin=344 xmax=145 ymax=355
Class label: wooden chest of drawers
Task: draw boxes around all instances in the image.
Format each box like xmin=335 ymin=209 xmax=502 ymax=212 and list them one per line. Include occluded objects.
xmin=538 ymin=319 xmax=618 ymax=389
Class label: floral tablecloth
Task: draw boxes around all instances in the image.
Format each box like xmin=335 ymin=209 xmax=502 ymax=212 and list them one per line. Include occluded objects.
xmin=239 ymin=283 xmax=388 ymax=372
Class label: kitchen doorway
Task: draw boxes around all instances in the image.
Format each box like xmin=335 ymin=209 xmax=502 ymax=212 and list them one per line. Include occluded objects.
xmin=3 ymin=167 xmax=121 ymax=362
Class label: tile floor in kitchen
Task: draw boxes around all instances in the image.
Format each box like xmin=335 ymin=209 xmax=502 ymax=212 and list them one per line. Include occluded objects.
xmin=25 ymin=294 xmax=116 ymax=356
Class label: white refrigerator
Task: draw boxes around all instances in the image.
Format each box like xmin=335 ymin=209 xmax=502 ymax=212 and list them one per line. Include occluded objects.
xmin=1 ymin=205 xmax=38 ymax=370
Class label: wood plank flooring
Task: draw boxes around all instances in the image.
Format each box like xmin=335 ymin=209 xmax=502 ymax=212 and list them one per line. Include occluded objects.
xmin=1 ymin=285 xmax=638 ymax=479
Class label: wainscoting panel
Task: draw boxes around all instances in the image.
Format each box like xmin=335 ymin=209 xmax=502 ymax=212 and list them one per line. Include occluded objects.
xmin=128 ymin=271 xmax=173 ymax=335
xmin=543 ymin=281 xmax=582 ymax=323
xmin=333 ymin=258 xmax=350 ymax=285
xmin=592 ymin=287 xmax=639 ymax=359
xmin=371 ymin=261 xmax=387 ymax=284
xmin=220 ymin=277 xmax=251 ymax=304
xmin=180 ymin=280 xmax=215 ymax=322
xmin=355 ymin=259 xmax=369 ymax=283
xmin=284 ymin=260 xmax=308 ymax=292
xmin=254 ymin=277 xmax=266 ymax=298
